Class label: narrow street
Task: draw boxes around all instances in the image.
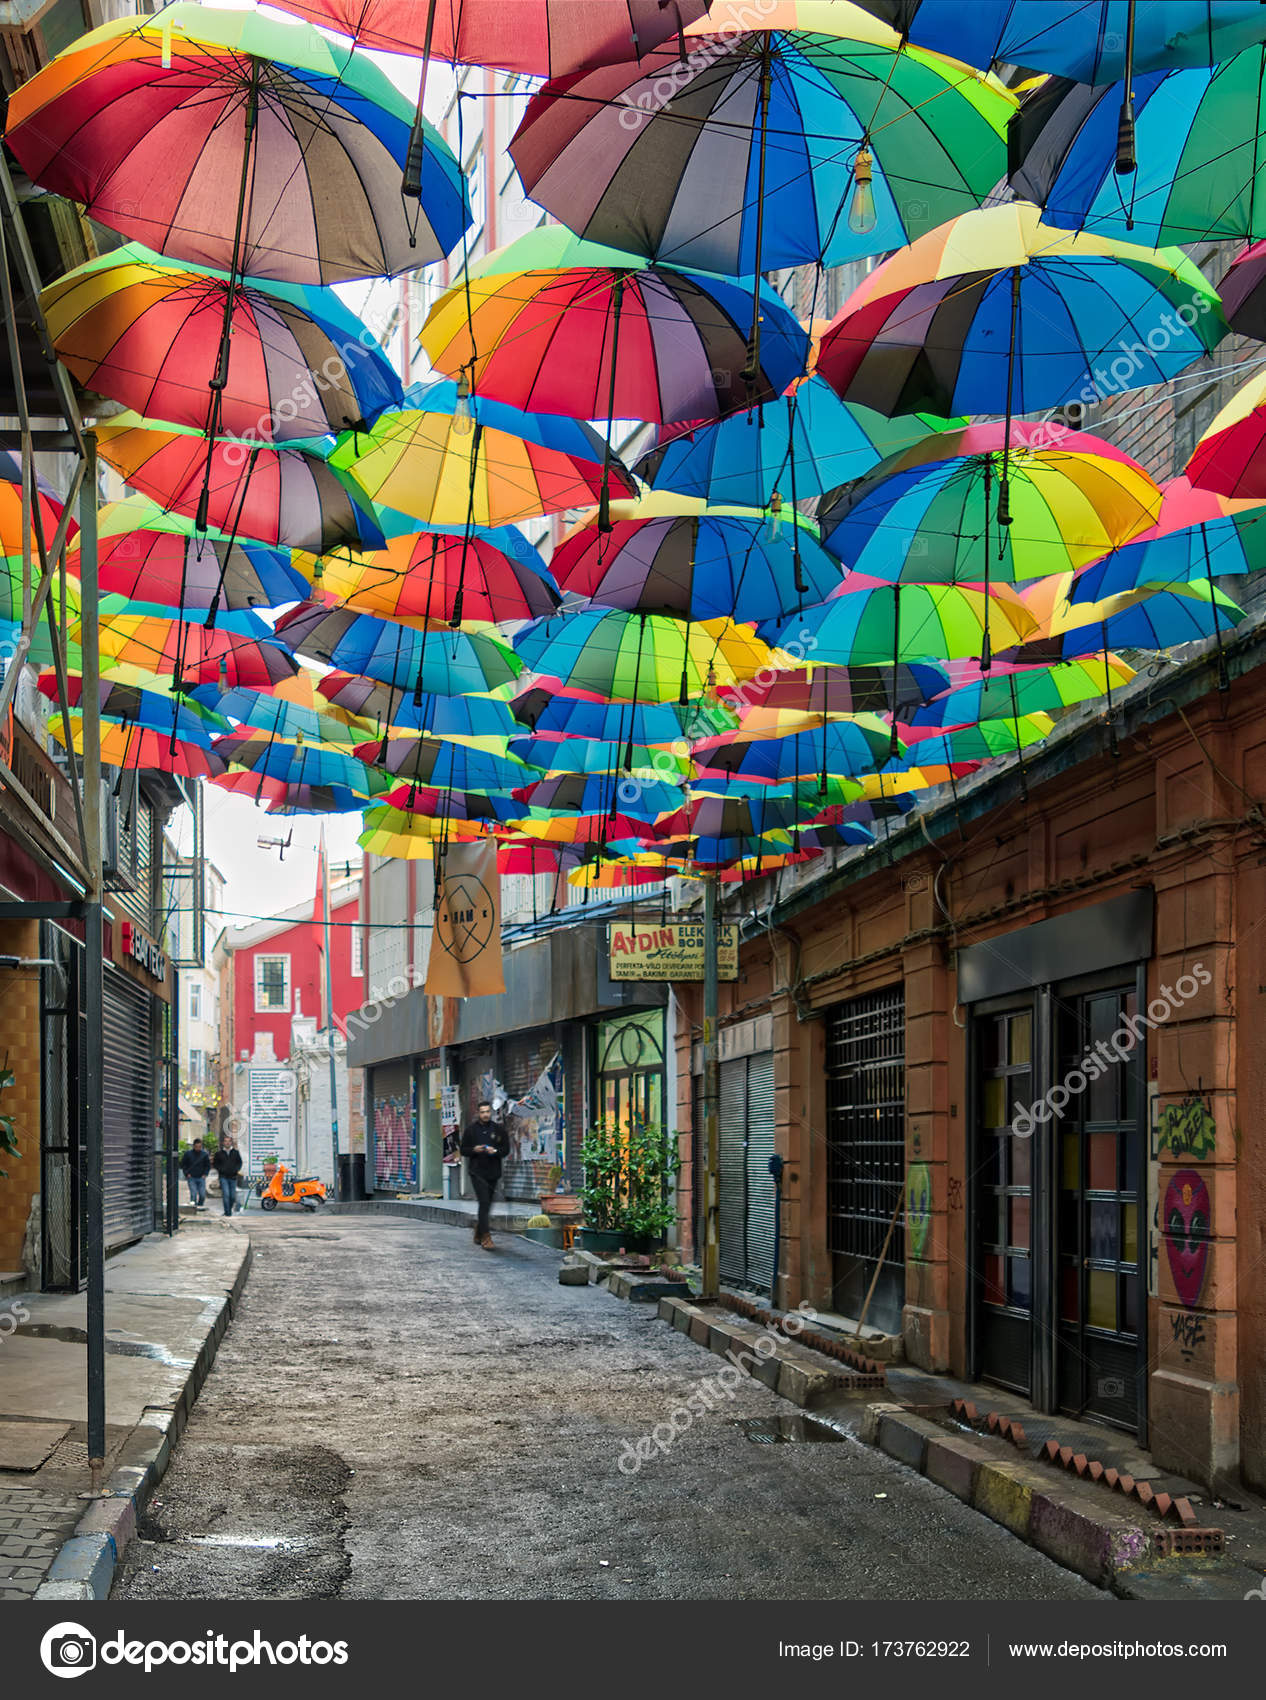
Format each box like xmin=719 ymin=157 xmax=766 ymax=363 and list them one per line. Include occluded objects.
xmin=113 ymin=1216 xmax=1102 ymax=1603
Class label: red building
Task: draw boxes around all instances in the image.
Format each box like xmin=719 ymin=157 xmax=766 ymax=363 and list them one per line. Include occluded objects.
xmin=217 ymin=876 xmax=364 ymax=1071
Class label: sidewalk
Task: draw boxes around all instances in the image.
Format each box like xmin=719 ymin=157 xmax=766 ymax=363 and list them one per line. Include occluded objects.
xmin=328 ymin=1196 xmax=537 ymax=1232
xmin=0 ymin=1215 xmax=251 ymax=1601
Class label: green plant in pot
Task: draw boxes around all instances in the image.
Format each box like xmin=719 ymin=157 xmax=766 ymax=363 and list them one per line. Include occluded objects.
xmin=0 ymin=1064 xmax=20 ymax=1179
xmin=577 ymin=1117 xmax=679 ymax=1256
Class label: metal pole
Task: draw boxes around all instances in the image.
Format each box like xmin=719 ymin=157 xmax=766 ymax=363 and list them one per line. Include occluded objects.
xmin=700 ymin=872 xmax=720 ymax=1300
xmin=321 ymin=834 xmax=342 ymax=1198
xmin=79 ymin=433 xmax=106 ymax=1487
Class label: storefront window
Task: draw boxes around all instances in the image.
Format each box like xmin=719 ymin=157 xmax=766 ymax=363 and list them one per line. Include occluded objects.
xmin=594 ymin=1011 xmax=664 ymax=1137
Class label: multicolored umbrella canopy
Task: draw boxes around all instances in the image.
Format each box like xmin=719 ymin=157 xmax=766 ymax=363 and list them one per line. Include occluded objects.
xmin=51 ymin=716 xmax=225 ymax=779
xmin=274 ymin=603 xmax=521 ymax=694
xmin=1186 ymin=375 xmax=1266 ymax=501
xmin=4 ymin=3 xmax=469 ymax=282
xmin=852 ymin=2 xmax=1266 ymax=80
xmin=189 ymin=675 xmax=375 ymax=748
xmin=514 ymin=774 xmax=687 ymax=821
xmin=315 ymin=673 xmax=518 ymax=743
xmin=1 ymin=448 xmax=72 ymax=555
xmin=819 ymin=422 xmax=1162 ymax=585
xmin=86 ymin=609 xmax=299 ymax=690
xmin=654 ymin=795 xmax=850 ymax=840
xmin=215 ymin=732 xmax=388 ymax=796
xmin=817 ymin=204 xmax=1225 ymax=418
xmin=898 ymin=713 xmax=1055 ymax=764
xmin=38 ymin=675 xmax=224 ymax=742
xmin=510 ymin=1 xmax=1016 ymax=275
xmin=358 ymin=806 xmax=487 ymax=858
xmin=79 ymin=497 xmax=307 ymax=612
xmin=762 ymin=582 xmax=1039 ymax=665
xmin=421 ymin=226 xmax=811 ymax=423
xmin=637 ymin=379 xmax=961 ymax=507
xmin=514 ymin=610 xmax=777 ymax=702
xmin=42 ymin=244 xmax=402 ymax=442
xmin=1070 ymin=478 xmax=1266 ymax=603
xmin=550 ymin=498 xmax=844 ymax=623
xmin=1216 ymin=239 xmax=1266 ymax=339
xmin=1009 ymin=46 xmax=1266 ymax=248
xmin=692 ymin=717 xmax=897 ymax=782
xmin=510 ymin=736 xmax=692 ymax=777
xmin=268 ymin=0 xmax=711 ymax=72
xmin=362 ymin=736 xmax=535 ymax=794
xmin=1053 ymin=582 xmax=1246 ymax=657
xmin=910 ymin=655 xmax=1136 ymax=725
xmin=715 ymin=662 xmax=952 ymax=720
xmin=511 ymin=692 xmax=731 ymax=745
xmin=298 ymin=527 xmax=559 ymax=627
xmin=329 ymin=382 xmax=634 ymax=528
xmin=94 ymin=414 xmax=385 ymax=554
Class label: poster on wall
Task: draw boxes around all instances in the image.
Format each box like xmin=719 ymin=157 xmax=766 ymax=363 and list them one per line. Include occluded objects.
xmin=506 ymin=1053 xmax=561 ymax=1163
xmin=441 ymin=1083 xmax=460 ymax=1164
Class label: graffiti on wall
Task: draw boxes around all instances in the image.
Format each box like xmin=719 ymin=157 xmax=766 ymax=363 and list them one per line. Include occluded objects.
xmin=373 ymin=1094 xmax=416 ymax=1188
xmin=1157 ymin=1094 xmax=1216 ymax=1159
xmin=905 ymin=1163 xmax=932 ymax=1261
xmin=1163 ymin=1168 xmax=1210 ymax=1307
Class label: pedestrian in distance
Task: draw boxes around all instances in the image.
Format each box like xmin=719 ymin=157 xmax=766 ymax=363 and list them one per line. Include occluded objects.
xmin=460 ymin=1100 xmax=510 ymax=1249
xmin=212 ymin=1134 xmax=243 ymax=1216
xmin=180 ymin=1137 xmax=211 ymax=1208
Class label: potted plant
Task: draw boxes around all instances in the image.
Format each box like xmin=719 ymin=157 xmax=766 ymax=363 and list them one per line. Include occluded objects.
xmin=539 ymin=1162 xmax=582 ymax=1223
xmin=576 ymin=1117 xmax=680 ymax=1256
xmin=0 ymin=1063 xmax=20 ymax=1179
xmin=261 ymin=1152 xmax=279 ymax=1181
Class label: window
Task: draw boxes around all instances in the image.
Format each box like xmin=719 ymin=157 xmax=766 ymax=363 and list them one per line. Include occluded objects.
xmin=187 ymin=1049 xmax=205 ymax=1088
xmin=189 ymin=981 xmax=202 ymax=1022
xmin=254 ymin=954 xmax=290 ymax=1013
xmin=350 ymin=925 xmax=364 ymax=979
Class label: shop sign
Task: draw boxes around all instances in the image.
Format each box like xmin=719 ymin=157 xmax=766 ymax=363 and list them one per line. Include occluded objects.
xmin=608 ymin=921 xmax=738 ymax=981
xmin=120 ymin=919 xmax=167 ymax=982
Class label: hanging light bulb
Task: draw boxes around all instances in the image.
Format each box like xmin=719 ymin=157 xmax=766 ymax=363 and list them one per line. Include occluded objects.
xmin=766 ymin=489 xmax=784 ymax=543
xmin=453 ymin=369 xmax=474 ymax=438
xmin=848 ymin=146 xmax=876 ymax=236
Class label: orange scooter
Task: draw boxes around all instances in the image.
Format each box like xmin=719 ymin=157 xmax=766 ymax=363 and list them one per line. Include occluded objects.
xmin=257 ymin=1164 xmax=327 ymax=1212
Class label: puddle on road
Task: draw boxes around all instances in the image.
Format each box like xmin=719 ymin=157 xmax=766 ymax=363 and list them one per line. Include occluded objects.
xmin=181 ymin=1535 xmax=309 ymax=1552
xmin=733 ymin=1414 xmax=845 ymax=1444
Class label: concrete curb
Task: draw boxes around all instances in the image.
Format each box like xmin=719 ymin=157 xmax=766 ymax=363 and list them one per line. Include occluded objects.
xmin=653 ymin=1296 xmax=872 ymax=1409
xmin=326 ymin=1198 xmax=532 ymax=1232
xmin=32 ymin=1238 xmax=253 ymax=1604
xmin=862 ymin=1406 xmax=1152 ymax=1590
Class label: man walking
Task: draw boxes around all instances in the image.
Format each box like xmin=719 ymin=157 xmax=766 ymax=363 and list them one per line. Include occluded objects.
xmin=460 ymin=1100 xmax=509 ymax=1249
xmin=180 ymin=1137 xmax=211 ymax=1209
xmin=212 ymin=1134 xmax=243 ymax=1217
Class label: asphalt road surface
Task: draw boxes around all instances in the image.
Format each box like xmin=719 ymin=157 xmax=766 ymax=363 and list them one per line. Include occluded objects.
xmin=113 ymin=1214 xmax=1104 ymax=1602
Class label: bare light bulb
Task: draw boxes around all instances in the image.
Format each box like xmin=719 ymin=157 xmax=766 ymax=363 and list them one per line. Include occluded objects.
xmin=766 ymin=490 xmax=784 ymax=543
xmin=453 ymin=370 xmax=474 ymax=437
xmin=848 ymin=147 xmax=877 ymax=236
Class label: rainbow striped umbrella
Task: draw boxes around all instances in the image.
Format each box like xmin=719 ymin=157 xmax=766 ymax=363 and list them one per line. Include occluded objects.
xmin=514 ymin=610 xmax=777 ymax=702
xmin=273 ymin=603 xmax=521 ymax=694
xmin=1186 ymin=375 xmax=1266 ymax=501
xmin=1070 ymin=477 xmax=1266 ymax=602
xmin=910 ymin=656 xmax=1136 ymax=725
xmin=84 ymin=609 xmax=298 ymax=690
xmin=762 ymin=583 xmax=1038 ymax=667
xmin=79 ymin=497 xmax=306 ymax=612
xmin=297 ymin=526 xmax=558 ymax=627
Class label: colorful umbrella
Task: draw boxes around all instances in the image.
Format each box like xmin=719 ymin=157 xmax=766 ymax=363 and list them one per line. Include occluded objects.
xmin=715 ymin=662 xmax=951 ymax=720
xmin=51 ymin=716 xmax=225 ymax=779
xmin=87 ymin=610 xmax=298 ymax=690
xmin=1186 ymin=375 xmax=1266 ymax=501
xmin=817 ymin=203 xmax=1224 ymax=418
xmin=852 ymin=2 xmax=1266 ymax=80
xmin=329 ymin=382 xmax=634 ymax=528
xmin=420 ymin=226 xmax=810 ymax=423
xmin=514 ymin=610 xmax=777 ymax=702
xmin=78 ymin=497 xmax=307 ymax=612
xmin=1070 ymin=477 xmax=1266 ymax=602
xmin=213 ymin=771 xmax=370 ymax=815
xmin=94 ymin=414 xmax=384 ymax=553
xmin=274 ymin=603 xmax=521 ymax=694
xmin=1216 ymin=240 xmax=1266 ymax=339
xmin=897 ymin=714 xmax=1055 ymax=764
xmin=636 ymin=379 xmax=960 ymax=507
xmin=511 ymin=691 xmax=732 ymax=746
xmin=268 ymin=0 xmax=711 ymax=71
xmin=1055 ymin=582 xmax=1245 ymax=657
xmin=315 ymin=673 xmax=519 ymax=744
xmin=819 ymin=421 xmax=1162 ymax=590
xmin=214 ymin=731 xmax=387 ymax=795
xmin=692 ymin=717 xmax=896 ymax=782
xmin=298 ymin=527 xmax=559 ymax=627
xmin=509 ymin=737 xmax=693 ymax=778
xmin=653 ymin=794 xmax=844 ymax=840
xmin=910 ymin=656 xmax=1136 ymax=725
xmin=38 ymin=675 xmax=225 ymax=742
xmin=4 ymin=3 xmax=469 ymax=282
xmin=42 ymin=244 xmax=402 ymax=443
xmin=510 ymin=1 xmax=1015 ymax=276
xmin=691 ymin=773 xmax=868 ymax=808
xmin=762 ymin=582 xmax=1039 ymax=670
xmin=550 ymin=497 xmax=844 ymax=623
xmin=361 ymin=736 xmax=535 ymax=794
xmin=359 ymin=806 xmax=486 ymax=859
xmin=383 ymin=786 xmax=524 ymax=824
xmin=1009 ymin=46 xmax=1266 ymax=248
xmin=513 ymin=774 xmax=686 ymax=822
xmin=189 ymin=676 xmax=375 ymax=748
xmin=1 ymin=448 xmax=72 ymax=556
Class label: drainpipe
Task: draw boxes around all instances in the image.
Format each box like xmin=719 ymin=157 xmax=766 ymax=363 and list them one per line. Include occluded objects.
xmin=768 ymin=1152 xmax=785 ymax=1309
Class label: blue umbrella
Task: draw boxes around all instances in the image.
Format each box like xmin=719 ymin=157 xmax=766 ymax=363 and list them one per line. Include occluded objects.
xmin=273 ymin=602 xmax=520 ymax=694
xmin=1057 ymin=582 xmax=1245 ymax=657
xmin=1069 ymin=478 xmax=1266 ymax=603
xmin=636 ymin=379 xmax=960 ymax=506
xmin=693 ymin=719 xmax=897 ymax=784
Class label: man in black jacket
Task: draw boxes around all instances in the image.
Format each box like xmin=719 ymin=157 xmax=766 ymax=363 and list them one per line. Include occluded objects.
xmin=212 ymin=1135 xmax=243 ymax=1217
xmin=460 ymin=1100 xmax=509 ymax=1249
xmin=180 ymin=1137 xmax=211 ymax=1209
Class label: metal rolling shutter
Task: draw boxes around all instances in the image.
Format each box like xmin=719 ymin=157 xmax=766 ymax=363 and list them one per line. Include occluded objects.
xmin=102 ymin=970 xmax=155 ymax=1248
xmin=718 ymin=1058 xmax=747 ymax=1286
xmin=369 ymin=1060 xmax=415 ymax=1190
xmin=744 ymin=1053 xmax=776 ymax=1291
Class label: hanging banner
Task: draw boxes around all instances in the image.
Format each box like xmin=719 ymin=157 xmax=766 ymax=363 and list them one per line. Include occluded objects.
xmin=608 ymin=921 xmax=739 ymax=981
xmin=425 ymin=841 xmax=505 ymax=998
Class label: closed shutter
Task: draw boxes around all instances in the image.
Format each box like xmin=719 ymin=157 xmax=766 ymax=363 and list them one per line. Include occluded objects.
xmin=562 ymin=1033 xmax=585 ymax=1189
xmin=744 ymin=1053 xmax=776 ymax=1291
xmin=369 ymin=1060 xmax=415 ymax=1190
xmin=102 ymin=969 xmax=154 ymax=1248
xmin=718 ymin=1057 xmax=747 ymax=1286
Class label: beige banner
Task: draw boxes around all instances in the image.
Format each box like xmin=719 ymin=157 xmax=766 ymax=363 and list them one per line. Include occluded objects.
xmin=425 ymin=840 xmax=505 ymax=998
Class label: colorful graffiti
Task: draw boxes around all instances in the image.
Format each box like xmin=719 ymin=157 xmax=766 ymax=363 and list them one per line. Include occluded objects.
xmin=1157 ymin=1094 xmax=1217 ymax=1159
xmin=372 ymin=1094 xmax=416 ymax=1189
xmin=1163 ymin=1168 xmax=1210 ymax=1307
xmin=905 ymin=1163 xmax=932 ymax=1261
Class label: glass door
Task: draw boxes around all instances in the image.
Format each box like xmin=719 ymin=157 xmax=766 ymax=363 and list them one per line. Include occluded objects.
xmin=972 ymin=1004 xmax=1035 ymax=1394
